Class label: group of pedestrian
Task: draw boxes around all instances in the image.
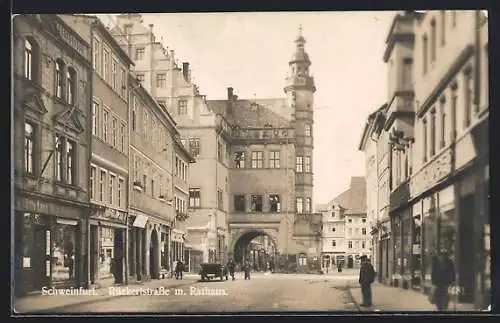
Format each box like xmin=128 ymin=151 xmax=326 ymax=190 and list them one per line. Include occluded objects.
xmin=226 ymin=259 xmax=252 ymax=280
xmin=357 ymin=251 xmax=457 ymax=311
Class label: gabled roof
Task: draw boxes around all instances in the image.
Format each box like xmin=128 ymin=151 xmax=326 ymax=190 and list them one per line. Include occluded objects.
xmin=331 ymin=177 xmax=367 ymax=215
xmin=207 ymin=98 xmax=291 ymax=128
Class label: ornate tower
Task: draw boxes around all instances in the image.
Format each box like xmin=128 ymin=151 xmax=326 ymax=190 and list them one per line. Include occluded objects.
xmin=284 ymin=26 xmax=316 ymax=214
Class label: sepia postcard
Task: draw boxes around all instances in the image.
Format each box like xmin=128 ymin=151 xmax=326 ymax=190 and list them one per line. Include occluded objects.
xmin=11 ymin=10 xmax=490 ymax=315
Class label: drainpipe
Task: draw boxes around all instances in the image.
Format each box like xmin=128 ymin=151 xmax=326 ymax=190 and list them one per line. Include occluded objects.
xmin=85 ymin=21 xmax=97 ymax=289
xmin=474 ymin=10 xmax=481 ymax=113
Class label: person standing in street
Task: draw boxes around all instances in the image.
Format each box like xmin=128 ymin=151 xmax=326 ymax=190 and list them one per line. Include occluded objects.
xmin=227 ymin=259 xmax=236 ymax=280
xmin=358 ymin=255 xmax=375 ymax=307
xmin=431 ymin=251 xmax=456 ymax=311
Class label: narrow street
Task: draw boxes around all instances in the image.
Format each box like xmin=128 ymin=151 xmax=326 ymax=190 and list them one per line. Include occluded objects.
xmin=25 ymin=273 xmax=360 ymax=313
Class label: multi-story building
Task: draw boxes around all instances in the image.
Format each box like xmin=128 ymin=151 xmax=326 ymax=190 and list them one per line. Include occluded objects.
xmin=108 ymin=15 xmax=225 ymax=268
xmin=333 ymin=177 xmax=370 ymax=269
xmin=318 ymin=177 xmax=370 ymax=270
xmin=13 ymin=14 xmax=92 ymax=295
xmin=359 ymin=10 xmax=489 ymax=309
xmin=409 ymin=10 xmax=489 ymax=308
xmin=317 ymin=201 xmax=346 ymax=270
xmin=358 ymin=103 xmax=388 ymax=278
xmin=60 ymin=14 xmax=135 ymax=287
xmin=126 ymin=70 xmax=194 ymax=281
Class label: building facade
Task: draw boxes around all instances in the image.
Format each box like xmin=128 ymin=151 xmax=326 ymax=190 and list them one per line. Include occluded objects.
xmin=60 ymin=14 xmax=135 ymax=287
xmin=108 ymin=15 xmax=322 ymax=271
xmin=13 ymin=14 xmax=92 ymax=295
xmin=359 ymin=10 xmax=489 ymax=309
xmin=109 ymin=15 xmax=224 ymax=267
xmin=318 ymin=202 xmax=346 ymax=270
xmin=409 ymin=10 xmax=489 ymax=308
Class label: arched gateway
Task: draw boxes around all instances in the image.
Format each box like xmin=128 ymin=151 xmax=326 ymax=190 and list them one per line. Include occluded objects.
xmin=229 ymin=229 xmax=280 ymax=271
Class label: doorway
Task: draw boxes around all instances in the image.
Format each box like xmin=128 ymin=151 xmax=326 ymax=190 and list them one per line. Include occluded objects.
xmin=113 ymin=229 xmax=124 ymax=284
xmin=90 ymin=225 xmax=98 ymax=284
xmin=347 ymin=256 xmax=354 ymax=268
xmin=458 ymin=194 xmax=475 ymax=303
xmin=149 ymin=230 xmax=159 ymax=279
xmin=32 ymin=226 xmax=47 ymax=289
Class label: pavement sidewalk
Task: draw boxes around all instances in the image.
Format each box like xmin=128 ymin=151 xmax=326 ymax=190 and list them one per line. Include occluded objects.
xmin=349 ymin=283 xmax=476 ymax=312
xmin=13 ymin=278 xmax=195 ymax=314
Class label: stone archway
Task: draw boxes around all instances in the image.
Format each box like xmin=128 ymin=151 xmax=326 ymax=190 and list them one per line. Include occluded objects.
xmin=149 ymin=229 xmax=159 ymax=279
xmin=230 ymin=229 xmax=278 ymax=272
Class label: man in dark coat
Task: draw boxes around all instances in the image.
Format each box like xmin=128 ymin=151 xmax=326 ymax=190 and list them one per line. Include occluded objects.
xmin=227 ymin=259 xmax=235 ymax=280
xmin=358 ymin=255 xmax=375 ymax=307
xmin=243 ymin=261 xmax=251 ymax=280
xmin=431 ymin=251 xmax=456 ymax=311
xmin=175 ymin=259 xmax=184 ymax=280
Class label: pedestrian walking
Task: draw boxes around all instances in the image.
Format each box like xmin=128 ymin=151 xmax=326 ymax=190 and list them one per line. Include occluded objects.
xmin=175 ymin=259 xmax=184 ymax=280
xmin=337 ymin=262 xmax=342 ymax=273
xmin=227 ymin=259 xmax=235 ymax=280
xmin=243 ymin=262 xmax=251 ymax=280
xmin=430 ymin=251 xmax=456 ymax=311
xmin=358 ymin=255 xmax=375 ymax=307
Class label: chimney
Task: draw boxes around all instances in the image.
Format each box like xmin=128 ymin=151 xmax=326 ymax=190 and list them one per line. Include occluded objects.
xmin=227 ymin=87 xmax=234 ymax=101
xmin=182 ymin=62 xmax=190 ymax=81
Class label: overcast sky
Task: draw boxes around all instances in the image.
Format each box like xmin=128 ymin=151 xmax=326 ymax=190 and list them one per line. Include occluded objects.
xmin=100 ymin=12 xmax=396 ymax=206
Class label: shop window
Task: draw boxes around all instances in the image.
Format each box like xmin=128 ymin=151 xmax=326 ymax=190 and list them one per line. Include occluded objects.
xmin=51 ymin=222 xmax=76 ymax=282
xmin=393 ymin=218 xmax=402 ymax=275
xmin=99 ymin=227 xmax=114 ymax=279
xmin=423 ymin=211 xmax=438 ymax=287
xmin=298 ymin=254 xmax=307 ymax=266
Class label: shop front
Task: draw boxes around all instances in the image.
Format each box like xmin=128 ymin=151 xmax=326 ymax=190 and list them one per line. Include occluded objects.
xmin=127 ymin=212 xmax=147 ymax=281
xmin=171 ymin=229 xmax=186 ymax=264
xmin=89 ymin=205 xmax=127 ymax=286
xmin=378 ymin=220 xmax=392 ymax=285
xmin=14 ymin=195 xmax=86 ymax=295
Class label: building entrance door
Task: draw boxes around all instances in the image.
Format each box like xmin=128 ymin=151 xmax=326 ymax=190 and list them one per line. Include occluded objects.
xmin=459 ymin=194 xmax=475 ymax=302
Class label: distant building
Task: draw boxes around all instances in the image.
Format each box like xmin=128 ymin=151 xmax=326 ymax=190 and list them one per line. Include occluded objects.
xmin=317 ymin=202 xmax=347 ymax=270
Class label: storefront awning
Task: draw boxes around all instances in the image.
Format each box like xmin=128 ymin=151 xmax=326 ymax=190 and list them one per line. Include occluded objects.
xmin=133 ymin=214 xmax=148 ymax=228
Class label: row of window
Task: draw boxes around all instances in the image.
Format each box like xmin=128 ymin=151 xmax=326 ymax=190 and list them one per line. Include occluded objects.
xmin=421 ymin=68 xmax=473 ymax=164
xmin=24 ymin=120 xmax=79 ymax=186
xmin=232 ymin=151 xmax=312 ymax=172
xmin=175 ymin=156 xmax=188 ymax=181
xmin=92 ymin=100 xmax=127 ymax=153
xmin=89 ymin=164 xmax=126 ymax=209
xmin=329 ymin=240 xmax=370 ymax=249
xmin=132 ymin=154 xmax=170 ymax=199
xmin=24 ymin=38 xmax=79 ymax=107
xmin=422 ymin=11 xmax=457 ymax=75
xmin=174 ymin=196 xmax=187 ymax=213
xmin=187 ymin=189 xmax=313 ymax=214
xmin=131 ymin=96 xmax=174 ymax=160
xmin=92 ymin=37 xmax=127 ymax=98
